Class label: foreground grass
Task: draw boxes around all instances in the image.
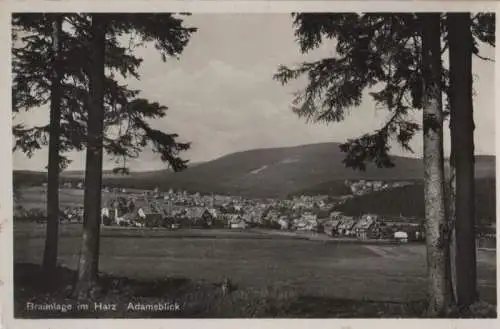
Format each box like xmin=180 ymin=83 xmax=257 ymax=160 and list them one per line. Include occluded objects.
xmin=15 ymin=223 xmax=497 ymax=311
xmin=14 ymin=263 xmax=496 ymax=318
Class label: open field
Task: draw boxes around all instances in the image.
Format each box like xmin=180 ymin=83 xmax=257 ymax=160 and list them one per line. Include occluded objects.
xmin=14 ymin=223 xmax=497 ymax=305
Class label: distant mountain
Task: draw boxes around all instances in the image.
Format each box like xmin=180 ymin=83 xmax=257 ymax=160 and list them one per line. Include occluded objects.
xmin=137 ymin=142 xmax=425 ymax=197
xmin=13 ymin=142 xmax=495 ymax=198
xmin=153 ymin=143 xmax=495 ymax=197
xmin=13 ymin=162 xmax=204 ymax=185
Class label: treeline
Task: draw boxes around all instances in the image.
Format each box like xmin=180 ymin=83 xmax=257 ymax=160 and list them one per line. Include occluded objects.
xmin=336 ymin=178 xmax=496 ymax=225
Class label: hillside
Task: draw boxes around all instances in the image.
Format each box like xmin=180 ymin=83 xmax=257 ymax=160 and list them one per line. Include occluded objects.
xmin=335 ymin=177 xmax=496 ymax=225
xmin=135 ymin=142 xmax=428 ymax=197
xmin=13 ymin=142 xmax=495 ymax=198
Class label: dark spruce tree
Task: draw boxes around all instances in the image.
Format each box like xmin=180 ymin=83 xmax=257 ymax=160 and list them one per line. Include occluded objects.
xmin=419 ymin=13 xmax=451 ymax=316
xmin=11 ymin=13 xmax=196 ymax=288
xmin=274 ymin=14 xmax=450 ymax=313
xmin=446 ymin=13 xmax=495 ymax=308
xmin=73 ymin=13 xmax=107 ymax=299
xmin=70 ymin=14 xmax=196 ymax=298
xmin=43 ymin=14 xmax=64 ymax=278
xmin=12 ymin=13 xmax=66 ymax=277
xmin=444 ymin=13 xmax=494 ymax=309
xmin=274 ymin=12 xmax=494 ymax=316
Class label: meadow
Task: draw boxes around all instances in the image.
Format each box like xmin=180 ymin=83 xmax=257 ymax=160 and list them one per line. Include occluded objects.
xmin=13 ymin=222 xmax=497 ymax=317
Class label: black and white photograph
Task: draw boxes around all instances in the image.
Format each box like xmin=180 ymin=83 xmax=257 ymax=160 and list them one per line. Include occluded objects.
xmin=4 ymin=0 xmax=498 ymax=323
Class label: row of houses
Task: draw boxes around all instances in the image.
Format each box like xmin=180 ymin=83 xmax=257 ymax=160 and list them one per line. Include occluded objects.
xmin=344 ymin=180 xmax=414 ymax=196
xmin=101 ymin=196 xmax=258 ymax=229
xmin=262 ymin=209 xmax=424 ymax=242
xmin=322 ymin=212 xmax=424 ymax=241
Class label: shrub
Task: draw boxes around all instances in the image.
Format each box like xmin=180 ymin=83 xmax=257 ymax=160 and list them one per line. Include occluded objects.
xmin=102 ymin=216 xmax=114 ymax=226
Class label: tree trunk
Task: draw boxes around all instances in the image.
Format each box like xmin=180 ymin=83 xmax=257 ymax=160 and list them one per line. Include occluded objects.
xmin=447 ymin=13 xmax=478 ymax=308
xmin=448 ymin=140 xmax=458 ymax=301
xmin=420 ymin=13 xmax=452 ymax=317
xmin=73 ymin=14 xmax=106 ymax=299
xmin=444 ymin=115 xmax=456 ymax=307
xmin=42 ymin=14 xmax=63 ymax=278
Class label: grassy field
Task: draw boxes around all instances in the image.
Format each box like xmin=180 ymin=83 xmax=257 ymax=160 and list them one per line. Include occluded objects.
xmin=14 ymin=222 xmax=497 ymax=311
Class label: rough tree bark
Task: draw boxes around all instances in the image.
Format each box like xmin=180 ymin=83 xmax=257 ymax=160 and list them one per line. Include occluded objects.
xmin=448 ymin=129 xmax=458 ymax=301
xmin=42 ymin=14 xmax=63 ymax=277
xmin=420 ymin=13 xmax=453 ymax=317
xmin=73 ymin=14 xmax=106 ymax=299
xmin=447 ymin=12 xmax=478 ymax=308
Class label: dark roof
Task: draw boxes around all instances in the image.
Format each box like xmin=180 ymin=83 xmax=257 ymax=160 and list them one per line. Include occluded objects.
xmin=353 ymin=217 xmax=374 ymax=230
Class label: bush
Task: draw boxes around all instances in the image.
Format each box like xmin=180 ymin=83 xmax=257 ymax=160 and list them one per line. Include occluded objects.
xmin=102 ymin=216 xmax=114 ymax=226
xmin=211 ymin=218 xmax=227 ymax=228
xmin=145 ymin=214 xmax=163 ymax=228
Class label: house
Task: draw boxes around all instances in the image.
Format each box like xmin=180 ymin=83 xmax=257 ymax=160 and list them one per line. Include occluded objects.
xmin=278 ymin=216 xmax=289 ymax=230
xmin=101 ymin=207 xmax=112 ymax=225
xmin=337 ymin=216 xmax=356 ymax=236
xmin=252 ymin=208 xmax=266 ymax=223
xmin=301 ymin=212 xmax=317 ymax=222
xmin=294 ymin=220 xmax=308 ymax=231
xmin=116 ymin=212 xmax=137 ymax=226
xmin=292 ymin=202 xmax=308 ymax=210
xmin=220 ymin=214 xmax=240 ymax=227
xmin=185 ymin=207 xmax=205 ymax=221
xmin=394 ymin=231 xmax=409 ymax=243
xmin=329 ymin=211 xmax=344 ymax=220
xmin=384 ymin=220 xmax=423 ymax=241
xmin=264 ymin=209 xmax=280 ymax=223
xmin=199 ymin=209 xmax=215 ymax=228
xmin=323 ymin=219 xmax=342 ymax=236
xmin=228 ymin=215 xmax=247 ymax=229
xmin=134 ymin=206 xmax=162 ymax=227
xmin=101 ymin=207 xmax=110 ymax=218
xmin=207 ymin=208 xmax=219 ymax=218
xmin=230 ymin=221 xmax=247 ymax=229
xmin=137 ymin=207 xmax=147 ymax=219
xmin=352 ymin=214 xmax=378 ymax=240
xmin=295 ymin=213 xmax=318 ymax=231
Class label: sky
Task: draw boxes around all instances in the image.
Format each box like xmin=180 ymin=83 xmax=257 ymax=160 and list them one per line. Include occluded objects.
xmin=12 ymin=14 xmax=496 ymax=171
